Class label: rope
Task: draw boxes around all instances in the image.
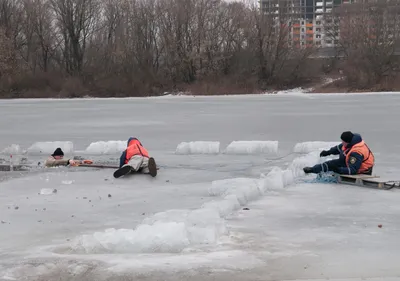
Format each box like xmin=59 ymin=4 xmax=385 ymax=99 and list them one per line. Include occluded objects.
xmin=264 ymin=152 xmax=308 ymax=164
xmin=302 ymin=172 xmax=339 ymax=184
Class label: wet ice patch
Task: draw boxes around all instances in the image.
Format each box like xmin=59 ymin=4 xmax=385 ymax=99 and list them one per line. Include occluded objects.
xmin=175 ymin=141 xmax=220 ymax=154
xmin=27 ymin=141 xmax=74 ymax=155
xmin=224 ymin=141 xmax=278 ymax=155
xmin=84 ymin=141 xmax=126 ymax=155
xmin=293 ymin=141 xmax=338 ymax=153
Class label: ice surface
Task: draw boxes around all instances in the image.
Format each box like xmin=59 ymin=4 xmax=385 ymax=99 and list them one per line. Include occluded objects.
xmin=2 ymin=93 xmax=400 ymax=281
xmin=223 ymin=141 xmax=278 ymax=155
xmin=293 ymin=141 xmax=339 ymax=153
xmin=175 ymin=141 xmax=220 ymax=154
xmin=26 ymin=141 xmax=74 ymax=155
xmin=84 ymin=140 xmax=126 ymax=155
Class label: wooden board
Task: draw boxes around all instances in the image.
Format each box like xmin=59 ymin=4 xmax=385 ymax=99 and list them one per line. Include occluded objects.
xmin=339 ymin=174 xmax=379 ymax=179
xmin=337 ymin=174 xmax=398 ymax=190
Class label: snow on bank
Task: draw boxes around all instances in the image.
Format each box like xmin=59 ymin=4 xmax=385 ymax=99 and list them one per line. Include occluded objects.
xmin=26 ymin=141 xmax=74 ymax=155
xmin=293 ymin=141 xmax=338 ymax=153
xmin=67 ymin=208 xmax=227 ymax=254
xmin=223 ymin=141 xmax=278 ymax=155
xmin=175 ymin=141 xmax=220 ymax=154
xmin=84 ymin=141 xmax=126 ymax=155
xmin=271 ymin=87 xmax=313 ymax=95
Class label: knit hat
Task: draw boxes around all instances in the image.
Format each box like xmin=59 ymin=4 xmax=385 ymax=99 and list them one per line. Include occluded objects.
xmin=340 ymin=131 xmax=354 ymax=143
xmin=52 ymin=147 xmax=64 ymax=157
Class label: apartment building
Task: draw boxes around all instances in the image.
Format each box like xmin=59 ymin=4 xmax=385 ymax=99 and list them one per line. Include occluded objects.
xmin=260 ymin=0 xmax=356 ymax=48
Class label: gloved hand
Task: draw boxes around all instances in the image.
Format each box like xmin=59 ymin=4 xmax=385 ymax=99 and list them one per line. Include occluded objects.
xmin=320 ymin=150 xmax=330 ymax=157
xmin=68 ymin=159 xmax=79 ymax=166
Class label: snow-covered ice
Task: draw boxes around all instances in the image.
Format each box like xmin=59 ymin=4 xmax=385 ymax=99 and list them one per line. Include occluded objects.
xmin=0 ymin=144 xmax=22 ymax=155
xmin=293 ymin=141 xmax=339 ymax=153
xmin=224 ymin=141 xmax=278 ymax=155
xmin=26 ymin=141 xmax=74 ymax=155
xmin=2 ymin=92 xmax=400 ymax=281
xmin=175 ymin=141 xmax=220 ymax=154
xmin=84 ymin=140 xmax=126 ymax=155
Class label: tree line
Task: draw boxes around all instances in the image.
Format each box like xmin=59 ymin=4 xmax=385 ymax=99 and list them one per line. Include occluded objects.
xmin=0 ymin=0 xmax=399 ymax=98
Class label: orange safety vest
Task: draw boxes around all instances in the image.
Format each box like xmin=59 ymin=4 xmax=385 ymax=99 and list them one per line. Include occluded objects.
xmin=343 ymin=141 xmax=374 ymax=174
xmin=125 ymin=139 xmax=149 ymax=164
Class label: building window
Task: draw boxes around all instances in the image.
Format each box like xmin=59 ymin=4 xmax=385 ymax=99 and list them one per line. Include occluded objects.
xmin=326 ymin=40 xmax=332 ymax=44
xmin=316 ymin=34 xmax=321 ymax=39
xmin=316 ymin=21 xmax=321 ymax=25
xmin=316 ymin=41 xmax=321 ymax=45
xmin=301 ymin=28 xmax=305 ymax=32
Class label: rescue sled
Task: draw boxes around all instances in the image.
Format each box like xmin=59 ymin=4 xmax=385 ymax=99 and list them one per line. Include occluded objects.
xmin=335 ymin=174 xmax=400 ymax=190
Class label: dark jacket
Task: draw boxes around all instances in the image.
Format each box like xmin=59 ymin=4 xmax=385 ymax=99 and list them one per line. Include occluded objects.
xmin=325 ymin=134 xmax=371 ymax=175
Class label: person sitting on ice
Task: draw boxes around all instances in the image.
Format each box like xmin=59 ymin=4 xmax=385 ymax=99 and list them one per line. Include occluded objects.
xmin=114 ymin=137 xmax=157 ymax=178
xmin=44 ymin=147 xmax=77 ymax=167
xmin=303 ymin=131 xmax=375 ymax=175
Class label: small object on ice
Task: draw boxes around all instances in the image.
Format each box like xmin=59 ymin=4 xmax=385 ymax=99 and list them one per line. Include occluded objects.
xmin=43 ymin=208 xmax=46 ymax=211
xmin=89 ymin=200 xmax=91 ymax=202
xmin=37 ymin=220 xmax=42 ymax=222
xmin=71 ymin=215 xmax=75 ymax=217
xmin=104 ymin=179 xmax=108 ymax=181
xmin=142 ymin=212 xmax=145 ymax=215
xmin=62 ymin=180 xmax=73 ymax=185
xmin=1 ymin=220 xmax=6 ymax=224
xmin=26 ymin=197 xmax=29 ymax=199
xmin=66 ymin=239 xmax=70 ymax=241
xmin=108 ymin=194 xmax=112 ymax=198
xmin=14 ymin=206 xmax=19 ymax=210
xmin=166 ymin=180 xmax=170 ymax=182
xmin=40 ymin=188 xmax=57 ymax=195
xmin=243 ymin=208 xmax=250 ymax=210
xmin=83 ymin=197 xmax=87 ymax=199
xmin=378 ymin=224 xmax=383 ymax=228
xmin=35 ymin=209 xmax=37 ymax=211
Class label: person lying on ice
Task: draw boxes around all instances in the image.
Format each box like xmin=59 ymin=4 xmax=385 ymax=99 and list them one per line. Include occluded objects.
xmin=45 ymin=147 xmax=77 ymax=167
xmin=303 ymin=131 xmax=375 ymax=175
xmin=114 ymin=137 xmax=157 ymax=178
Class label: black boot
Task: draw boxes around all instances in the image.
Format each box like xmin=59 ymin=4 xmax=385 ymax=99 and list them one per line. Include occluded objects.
xmin=303 ymin=167 xmax=313 ymax=174
xmin=148 ymin=157 xmax=157 ymax=177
